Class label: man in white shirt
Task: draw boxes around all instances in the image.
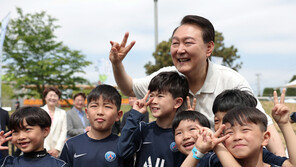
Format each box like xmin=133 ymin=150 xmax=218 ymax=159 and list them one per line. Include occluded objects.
xmin=108 ymin=15 xmax=285 ymax=156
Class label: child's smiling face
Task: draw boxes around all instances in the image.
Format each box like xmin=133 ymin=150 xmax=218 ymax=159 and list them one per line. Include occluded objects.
xmin=223 ymin=121 xmax=269 ymax=159
xmin=174 ymin=120 xmax=200 ymax=155
xmin=11 ymin=120 xmax=49 ymax=153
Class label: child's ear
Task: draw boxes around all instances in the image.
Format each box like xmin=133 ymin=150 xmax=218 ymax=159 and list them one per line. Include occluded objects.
xmin=43 ymin=127 xmax=50 ymax=138
xmin=262 ymin=131 xmax=270 ymax=147
xmin=174 ymin=97 xmax=183 ymax=109
xmin=116 ymin=110 xmax=123 ymax=122
xmin=85 ymin=108 xmax=89 ymax=119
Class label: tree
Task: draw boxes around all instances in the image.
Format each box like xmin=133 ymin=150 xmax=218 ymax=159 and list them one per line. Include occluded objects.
xmin=1 ymin=8 xmax=91 ymax=105
xmin=263 ymin=88 xmax=280 ymax=97
xmin=286 ymin=75 xmax=296 ymax=96
xmin=212 ymin=31 xmax=242 ymax=71
xmin=144 ymin=31 xmax=242 ymax=75
xmin=144 ymin=39 xmax=172 ymax=75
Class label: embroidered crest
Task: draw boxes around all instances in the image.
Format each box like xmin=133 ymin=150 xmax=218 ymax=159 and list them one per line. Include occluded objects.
xmin=105 ymin=151 xmax=116 ymax=162
xmin=170 ymin=142 xmax=178 ymax=152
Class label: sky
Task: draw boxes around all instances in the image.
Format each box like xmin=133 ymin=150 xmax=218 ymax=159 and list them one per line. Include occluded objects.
xmin=1 ymin=0 xmax=295 ymax=96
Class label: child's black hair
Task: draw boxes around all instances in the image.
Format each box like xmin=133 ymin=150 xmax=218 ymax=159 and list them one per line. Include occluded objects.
xmin=222 ymin=106 xmax=267 ymax=132
xmin=87 ymin=84 xmax=121 ymax=110
xmin=212 ymin=89 xmax=257 ymax=114
xmin=9 ymin=107 xmax=51 ymax=131
xmin=148 ymin=71 xmax=189 ymax=103
xmin=172 ymin=110 xmax=211 ymax=134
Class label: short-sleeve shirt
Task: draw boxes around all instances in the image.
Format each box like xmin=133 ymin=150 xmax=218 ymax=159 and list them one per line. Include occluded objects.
xmin=60 ymin=133 xmax=132 ymax=167
xmin=132 ymin=60 xmax=273 ymax=128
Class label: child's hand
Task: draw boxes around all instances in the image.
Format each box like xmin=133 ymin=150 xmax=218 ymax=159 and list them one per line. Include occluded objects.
xmin=48 ymin=149 xmax=60 ymax=158
xmin=109 ymin=32 xmax=136 ymax=65
xmin=186 ymin=96 xmax=197 ymax=111
xmin=133 ymin=91 xmax=154 ymax=114
xmin=0 ymin=130 xmax=12 ymax=150
xmin=272 ymin=89 xmax=290 ymax=125
xmin=195 ymin=125 xmax=229 ymax=154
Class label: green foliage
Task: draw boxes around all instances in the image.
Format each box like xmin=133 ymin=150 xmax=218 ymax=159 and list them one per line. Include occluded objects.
xmin=144 ymin=39 xmax=172 ymax=75
xmin=144 ymin=31 xmax=242 ymax=75
xmin=212 ymin=31 xmax=242 ymax=71
xmin=286 ymin=75 xmax=296 ymax=96
xmin=263 ymin=87 xmax=280 ymax=97
xmin=1 ymin=8 xmax=91 ymax=105
xmin=1 ymin=83 xmax=14 ymax=107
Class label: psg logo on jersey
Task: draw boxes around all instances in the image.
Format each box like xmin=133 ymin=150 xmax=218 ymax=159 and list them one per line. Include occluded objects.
xmin=170 ymin=142 xmax=178 ymax=152
xmin=105 ymin=151 xmax=116 ymax=162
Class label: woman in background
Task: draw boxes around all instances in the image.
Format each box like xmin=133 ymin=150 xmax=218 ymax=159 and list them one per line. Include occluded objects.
xmin=41 ymin=87 xmax=67 ymax=157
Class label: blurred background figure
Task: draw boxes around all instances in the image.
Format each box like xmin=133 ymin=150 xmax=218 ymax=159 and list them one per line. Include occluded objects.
xmin=41 ymin=87 xmax=67 ymax=157
xmin=67 ymin=92 xmax=90 ymax=138
xmin=0 ymin=107 xmax=9 ymax=157
xmin=14 ymin=101 xmax=20 ymax=111
xmin=290 ymin=112 xmax=296 ymax=123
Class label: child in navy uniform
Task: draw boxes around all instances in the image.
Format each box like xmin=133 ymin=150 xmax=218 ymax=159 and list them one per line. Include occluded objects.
xmin=0 ymin=107 xmax=68 ymax=167
xmin=172 ymin=110 xmax=211 ymax=156
xmin=118 ymin=71 xmax=189 ymax=167
xmin=180 ymin=89 xmax=296 ymax=167
xmin=60 ymin=84 xmax=132 ymax=167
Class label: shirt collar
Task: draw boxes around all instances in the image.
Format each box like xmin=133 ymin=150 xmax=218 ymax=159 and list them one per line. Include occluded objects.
xmin=74 ymin=107 xmax=85 ymax=116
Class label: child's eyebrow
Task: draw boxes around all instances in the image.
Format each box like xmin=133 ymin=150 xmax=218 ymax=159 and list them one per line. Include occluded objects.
xmin=89 ymin=102 xmax=99 ymax=105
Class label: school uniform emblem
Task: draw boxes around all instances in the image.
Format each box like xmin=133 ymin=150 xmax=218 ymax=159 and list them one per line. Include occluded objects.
xmin=105 ymin=151 xmax=116 ymax=162
xmin=170 ymin=142 xmax=178 ymax=152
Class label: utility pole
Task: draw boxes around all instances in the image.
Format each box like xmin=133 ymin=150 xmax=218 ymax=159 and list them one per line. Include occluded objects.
xmin=256 ymin=73 xmax=261 ymax=97
xmin=154 ymin=0 xmax=158 ymax=50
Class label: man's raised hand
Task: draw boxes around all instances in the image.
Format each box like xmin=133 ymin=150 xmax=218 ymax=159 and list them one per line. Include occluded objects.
xmin=109 ymin=32 xmax=136 ymax=65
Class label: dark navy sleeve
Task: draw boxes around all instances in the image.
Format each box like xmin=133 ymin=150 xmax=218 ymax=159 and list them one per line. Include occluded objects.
xmin=59 ymin=142 xmax=73 ymax=166
xmin=117 ymin=109 xmax=145 ymax=159
xmin=263 ymin=148 xmax=287 ymax=166
xmin=197 ymin=151 xmax=222 ymax=167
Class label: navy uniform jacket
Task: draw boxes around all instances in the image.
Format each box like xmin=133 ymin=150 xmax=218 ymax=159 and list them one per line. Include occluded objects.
xmin=0 ymin=107 xmax=9 ymax=157
xmin=118 ymin=109 xmax=185 ymax=167
xmin=0 ymin=150 xmax=68 ymax=167
xmin=60 ymin=133 xmax=132 ymax=167
xmin=197 ymin=148 xmax=287 ymax=167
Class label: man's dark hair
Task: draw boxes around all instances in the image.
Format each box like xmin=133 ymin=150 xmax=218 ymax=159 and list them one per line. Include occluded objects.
xmin=87 ymin=84 xmax=121 ymax=110
xmin=9 ymin=107 xmax=51 ymax=131
xmin=222 ymin=106 xmax=267 ymax=132
xmin=172 ymin=15 xmax=215 ymax=43
xmin=148 ymin=71 xmax=189 ymax=102
xmin=73 ymin=92 xmax=86 ymax=100
xmin=43 ymin=86 xmax=62 ymax=99
xmin=172 ymin=110 xmax=210 ymax=134
xmin=212 ymin=89 xmax=257 ymax=114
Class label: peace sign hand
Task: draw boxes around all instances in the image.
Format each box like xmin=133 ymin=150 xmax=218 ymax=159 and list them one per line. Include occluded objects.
xmin=133 ymin=91 xmax=154 ymax=114
xmin=0 ymin=130 xmax=12 ymax=150
xmin=272 ymin=89 xmax=290 ymax=125
xmin=194 ymin=124 xmax=229 ymax=154
xmin=109 ymin=32 xmax=136 ymax=65
xmin=186 ymin=96 xmax=197 ymax=111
